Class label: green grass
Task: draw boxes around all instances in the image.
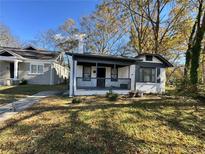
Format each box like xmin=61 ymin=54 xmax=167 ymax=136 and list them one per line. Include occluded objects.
xmin=0 ymin=95 xmax=204 ymax=153
xmin=0 ymin=84 xmax=67 ymax=106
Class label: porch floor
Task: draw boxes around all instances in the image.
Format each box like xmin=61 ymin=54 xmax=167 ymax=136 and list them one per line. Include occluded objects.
xmin=77 ymin=87 xmax=130 ymax=90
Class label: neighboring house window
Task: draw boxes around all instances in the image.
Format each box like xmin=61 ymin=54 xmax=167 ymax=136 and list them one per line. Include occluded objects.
xmin=83 ymin=66 xmax=91 ymax=81
xmin=145 ymin=55 xmax=153 ymax=61
xmin=139 ymin=67 xmax=156 ymax=83
xmin=38 ymin=65 xmax=44 ymax=74
xmin=111 ymin=67 xmax=118 ymax=81
xmin=30 ymin=64 xmax=44 ymax=74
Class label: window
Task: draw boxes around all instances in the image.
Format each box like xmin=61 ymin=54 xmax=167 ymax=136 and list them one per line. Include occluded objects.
xmin=111 ymin=67 xmax=118 ymax=81
xmin=38 ymin=65 xmax=43 ymax=74
xmin=145 ymin=55 xmax=153 ymax=61
xmin=83 ymin=66 xmax=91 ymax=81
xmin=30 ymin=64 xmax=44 ymax=74
xmin=139 ymin=67 xmax=156 ymax=83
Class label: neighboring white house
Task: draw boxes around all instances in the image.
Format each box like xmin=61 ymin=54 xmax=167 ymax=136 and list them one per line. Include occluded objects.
xmin=0 ymin=46 xmax=68 ymax=85
xmin=66 ymin=36 xmax=173 ymax=96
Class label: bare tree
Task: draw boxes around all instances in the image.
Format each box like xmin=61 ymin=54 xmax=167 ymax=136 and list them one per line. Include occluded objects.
xmin=29 ymin=19 xmax=80 ymax=52
xmin=0 ymin=22 xmax=21 ymax=47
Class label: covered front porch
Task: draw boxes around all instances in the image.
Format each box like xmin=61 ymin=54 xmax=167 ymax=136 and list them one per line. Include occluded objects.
xmin=0 ymin=56 xmax=21 ymax=85
xmin=68 ymin=52 xmax=137 ymax=96
xmin=76 ymin=62 xmax=131 ymax=90
xmin=75 ymin=62 xmax=133 ymax=96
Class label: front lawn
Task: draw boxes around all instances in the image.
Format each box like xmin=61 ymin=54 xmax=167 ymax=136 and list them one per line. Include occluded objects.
xmin=0 ymin=95 xmax=204 ymax=153
xmin=0 ymin=84 xmax=67 ymax=106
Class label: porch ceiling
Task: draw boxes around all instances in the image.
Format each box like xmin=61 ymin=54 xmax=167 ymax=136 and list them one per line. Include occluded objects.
xmin=77 ymin=61 xmax=131 ymax=67
xmin=76 ymin=57 xmax=137 ymax=66
xmin=0 ymin=56 xmax=23 ymax=62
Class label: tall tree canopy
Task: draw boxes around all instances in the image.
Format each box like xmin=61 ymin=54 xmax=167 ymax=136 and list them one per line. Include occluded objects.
xmin=103 ymin=0 xmax=193 ymax=59
xmin=81 ymin=3 xmax=129 ymax=55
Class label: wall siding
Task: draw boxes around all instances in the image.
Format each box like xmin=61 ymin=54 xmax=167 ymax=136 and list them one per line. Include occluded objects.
xmin=0 ymin=61 xmax=10 ymax=85
xmin=18 ymin=62 xmax=68 ymax=85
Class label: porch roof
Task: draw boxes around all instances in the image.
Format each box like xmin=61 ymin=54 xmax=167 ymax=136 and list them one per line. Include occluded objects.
xmin=66 ymin=52 xmax=141 ymax=65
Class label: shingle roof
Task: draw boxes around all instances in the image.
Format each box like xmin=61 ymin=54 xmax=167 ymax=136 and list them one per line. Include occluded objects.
xmin=0 ymin=46 xmax=60 ymax=60
xmin=66 ymin=52 xmax=140 ymax=62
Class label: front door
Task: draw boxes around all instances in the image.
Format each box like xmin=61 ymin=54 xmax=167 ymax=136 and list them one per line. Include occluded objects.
xmin=10 ymin=63 xmax=14 ymax=78
xmin=97 ymin=68 xmax=106 ymax=88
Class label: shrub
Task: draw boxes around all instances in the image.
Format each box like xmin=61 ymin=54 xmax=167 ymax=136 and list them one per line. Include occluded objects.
xmin=72 ymin=98 xmax=81 ymax=104
xmin=19 ymin=79 xmax=28 ymax=85
xmin=106 ymin=90 xmax=118 ymax=101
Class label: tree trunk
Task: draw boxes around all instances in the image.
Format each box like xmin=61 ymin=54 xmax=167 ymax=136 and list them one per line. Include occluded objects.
xmin=190 ymin=10 xmax=205 ymax=85
xmin=184 ymin=21 xmax=197 ymax=79
xmin=202 ymin=51 xmax=205 ymax=84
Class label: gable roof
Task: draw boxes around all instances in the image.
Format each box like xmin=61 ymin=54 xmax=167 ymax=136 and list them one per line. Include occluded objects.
xmin=0 ymin=46 xmax=60 ymax=60
xmin=136 ymin=53 xmax=173 ymax=67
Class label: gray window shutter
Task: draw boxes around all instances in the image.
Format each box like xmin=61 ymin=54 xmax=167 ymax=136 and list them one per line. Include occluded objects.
xmin=157 ymin=68 xmax=161 ymax=83
xmin=135 ymin=65 xmax=140 ymax=82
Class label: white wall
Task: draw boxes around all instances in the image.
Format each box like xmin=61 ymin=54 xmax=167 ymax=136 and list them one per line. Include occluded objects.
xmin=118 ymin=66 xmax=129 ymax=78
xmin=138 ymin=56 xmax=162 ymax=63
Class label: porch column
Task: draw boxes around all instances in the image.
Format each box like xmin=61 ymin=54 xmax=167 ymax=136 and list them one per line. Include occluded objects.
xmin=14 ymin=60 xmax=18 ymax=80
xmin=73 ymin=60 xmax=77 ymax=94
xmin=96 ymin=63 xmax=98 ymax=87
xmin=68 ymin=56 xmax=73 ymax=97
xmin=96 ymin=62 xmax=98 ymax=75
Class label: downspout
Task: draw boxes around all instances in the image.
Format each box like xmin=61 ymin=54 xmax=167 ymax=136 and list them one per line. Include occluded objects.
xmin=72 ymin=55 xmax=75 ymax=96
xmin=50 ymin=63 xmax=53 ymax=85
xmin=134 ymin=63 xmax=137 ymax=91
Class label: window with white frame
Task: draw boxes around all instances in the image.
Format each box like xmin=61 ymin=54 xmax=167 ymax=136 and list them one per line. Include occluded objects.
xmin=83 ymin=66 xmax=91 ymax=81
xmin=30 ymin=64 xmax=44 ymax=74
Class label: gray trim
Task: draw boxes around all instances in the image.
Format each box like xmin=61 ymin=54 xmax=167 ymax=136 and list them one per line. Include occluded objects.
xmin=76 ymin=58 xmax=135 ymax=66
xmin=138 ymin=67 xmax=156 ymax=83
xmin=136 ymin=62 xmax=167 ymax=68
xmin=76 ymin=77 xmax=131 ymax=90
xmin=135 ymin=65 xmax=140 ymax=82
xmin=157 ymin=68 xmax=161 ymax=83
xmin=66 ymin=52 xmax=138 ymax=62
